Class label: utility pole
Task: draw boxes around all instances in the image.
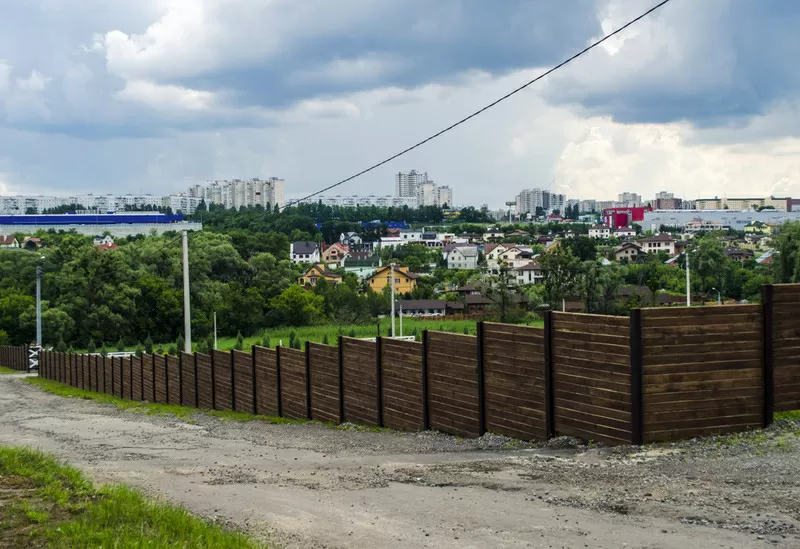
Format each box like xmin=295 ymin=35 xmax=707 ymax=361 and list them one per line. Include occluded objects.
xmin=685 ymin=250 xmax=691 ymax=307
xmin=35 ymin=264 xmax=42 ymax=347
xmin=390 ymin=263 xmax=396 ymax=338
xmin=213 ymin=311 xmax=217 ymax=350
xmin=182 ymin=231 xmax=192 ymax=352
xmin=399 ymin=304 xmax=403 ymax=337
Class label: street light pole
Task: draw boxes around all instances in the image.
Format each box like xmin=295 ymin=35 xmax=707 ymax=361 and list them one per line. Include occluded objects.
xmin=182 ymin=231 xmax=192 ymax=353
xmin=390 ymin=263 xmax=396 ymax=338
xmin=712 ymin=287 xmax=721 ymax=305
xmin=685 ymin=250 xmax=691 ymax=307
xmin=35 ymin=264 xmax=42 ymax=346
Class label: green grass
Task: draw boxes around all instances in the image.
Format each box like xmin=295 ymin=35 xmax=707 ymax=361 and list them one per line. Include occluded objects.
xmin=0 ymin=366 xmax=22 ymax=375
xmin=24 ymin=377 xmax=312 ymax=427
xmin=219 ymin=317 xmax=544 ymax=350
xmin=0 ymin=445 xmax=265 ymax=548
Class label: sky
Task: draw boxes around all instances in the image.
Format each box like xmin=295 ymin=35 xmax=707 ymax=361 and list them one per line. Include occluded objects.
xmin=1 ymin=0 xmax=799 ymax=208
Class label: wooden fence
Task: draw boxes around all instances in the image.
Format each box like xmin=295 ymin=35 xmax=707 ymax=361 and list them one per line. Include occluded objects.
xmin=19 ymin=283 xmax=800 ymax=445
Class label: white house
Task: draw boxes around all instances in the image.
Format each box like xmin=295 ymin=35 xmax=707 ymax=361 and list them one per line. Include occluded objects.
xmin=290 ymin=241 xmax=321 ymax=264
xmin=515 ymin=261 xmax=543 ymax=284
xmin=447 ymin=246 xmax=479 ymax=270
xmin=637 ymin=233 xmax=676 ymax=255
xmin=614 ymin=226 xmax=637 ymax=238
xmin=483 ymin=227 xmax=504 ymax=240
xmin=399 ymin=229 xmax=423 ymax=242
xmin=339 ymin=232 xmax=363 ymax=248
xmin=588 ymin=224 xmax=611 ymax=239
xmin=93 ymin=235 xmax=115 ymax=246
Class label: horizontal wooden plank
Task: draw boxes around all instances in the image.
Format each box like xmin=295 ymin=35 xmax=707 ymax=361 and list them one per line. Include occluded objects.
xmin=645 ymin=367 xmax=761 ymax=386
xmin=554 ymin=369 xmax=631 ymax=393
xmin=642 ymin=312 xmax=761 ymax=329
xmin=643 ymin=356 xmax=762 ymax=372
xmin=484 ymin=321 xmax=544 ymax=336
xmin=645 ymin=404 xmax=763 ymax=424
xmin=551 ymin=340 xmax=631 ymax=364
xmin=643 ymin=339 xmax=761 ymax=358
xmin=644 ymin=413 xmax=763 ymax=431
xmin=554 ymin=397 xmax=631 ymax=425
xmin=553 ymin=312 xmax=629 ymax=326
xmin=552 ymin=357 xmax=631 ymax=378
xmin=554 ymin=387 xmax=631 ymax=412
xmin=641 ymin=304 xmax=760 ymax=319
xmin=644 ymin=332 xmax=762 ymax=346
xmin=644 ymin=386 xmax=761 ymax=404
xmin=554 ymin=415 xmax=631 ymax=445
xmin=645 ymin=422 xmax=762 ymax=442
xmin=646 ymin=323 xmax=762 ymax=337
xmin=552 ymin=320 xmax=628 ymax=338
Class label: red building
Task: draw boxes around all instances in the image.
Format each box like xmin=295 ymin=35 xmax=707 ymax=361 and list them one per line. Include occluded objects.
xmin=602 ymin=206 xmax=652 ymax=229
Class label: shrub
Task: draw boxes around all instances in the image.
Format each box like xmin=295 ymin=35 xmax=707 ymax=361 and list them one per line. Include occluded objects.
xmin=348 ymin=328 xmax=356 ymax=338
xmin=55 ymin=338 xmax=68 ymax=353
xmin=116 ymin=338 xmax=125 ymax=352
xmin=262 ymin=335 xmax=270 ymax=348
xmin=168 ymin=346 xmax=177 ymax=356
xmin=322 ymin=334 xmax=329 ymax=345
xmin=176 ymin=334 xmax=185 ymax=353
xmin=234 ymin=331 xmax=244 ymax=351
xmin=144 ymin=336 xmax=154 ymax=355
xmin=87 ymin=339 xmax=96 ymax=354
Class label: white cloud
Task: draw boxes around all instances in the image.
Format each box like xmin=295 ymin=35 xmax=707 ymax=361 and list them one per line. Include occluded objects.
xmin=16 ymin=70 xmax=51 ymax=92
xmin=115 ymin=79 xmax=216 ymax=111
xmin=0 ymin=62 xmax=10 ymax=93
xmin=290 ymin=53 xmax=409 ymax=86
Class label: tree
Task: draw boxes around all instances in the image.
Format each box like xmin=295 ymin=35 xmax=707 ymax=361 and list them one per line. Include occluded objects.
xmin=564 ymin=236 xmax=597 ymax=262
xmin=540 ymin=247 xmax=581 ymax=308
xmin=270 ymin=286 xmax=325 ymax=326
xmin=55 ymin=337 xmax=68 ymax=353
xmin=234 ymin=331 xmax=244 ymax=351
xmin=176 ymin=334 xmax=185 ymax=353
xmin=144 ymin=335 xmax=154 ymax=355
xmin=262 ymin=335 xmax=271 ymax=348
xmin=322 ymin=334 xmax=329 ymax=345
xmin=480 ymin=261 xmax=524 ymax=324
xmin=100 ymin=345 xmax=108 ymax=358
xmin=116 ymin=338 xmax=125 ymax=352
xmin=774 ymin=221 xmax=800 ymax=283
xmin=87 ymin=339 xmax=96 ymax=354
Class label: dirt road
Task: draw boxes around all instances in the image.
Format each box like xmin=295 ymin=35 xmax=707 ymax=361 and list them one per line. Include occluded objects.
xmin=1 ymin=374 xmax=797 ymax=548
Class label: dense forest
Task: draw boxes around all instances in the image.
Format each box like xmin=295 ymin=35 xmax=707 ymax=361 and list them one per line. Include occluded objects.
xmin=0 ymin=204 xmax=797 ymax=351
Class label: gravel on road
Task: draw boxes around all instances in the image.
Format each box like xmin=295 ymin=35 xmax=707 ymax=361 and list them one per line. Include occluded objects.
xmin=1 ymin=373 xmax=798 ymax=548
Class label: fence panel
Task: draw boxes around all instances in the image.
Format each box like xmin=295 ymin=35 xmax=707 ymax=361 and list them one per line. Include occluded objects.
xmin=113 ymin=357 xmax=123 ymax=397
xmin=381 ymin=339 xmax=424 ymax=431
xmin=82 ymin=355 xmax=90 ymax=390
xmin=210 ymin=350 xmax=232 ymax=411
xmin=483 ymin=322 xmax=547 ymax=441
xmin=181 ymin=352 xmax=197 ymax=407
xmin=231 ymin=350 xmax=252 ymax=412
xmin=308 ymin=343 xmax=340 ymax=423
xmin=102 ymin=355 xmax=111 ymax=394
xmin=551 ymin=312 xmax=632 ymax=445
xmin=341 ymin=338 xmax=378 ymax=426
xmin=254 ymin=347 xmax=278 ymax=416
xmin=166 ymin=355 xmax=181 ymax=405
xmin=426 ymin=331 xmax=480 ymax=438
xmin=641 ymin=305 xmax=764 ymax=442
xmin=771 ymin=284 xmax=800 ymax=411
xmin=195 ymin=353 xmax=213 ymax=409
xmin=279 ymin=347 xmax=307 ymax=420
xmin=153 ymin=354 xmax=167 ymax=404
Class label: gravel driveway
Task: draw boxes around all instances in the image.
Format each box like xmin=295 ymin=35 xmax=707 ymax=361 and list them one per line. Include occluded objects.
xmin=1 ymin=373 xmax=797 ymax=548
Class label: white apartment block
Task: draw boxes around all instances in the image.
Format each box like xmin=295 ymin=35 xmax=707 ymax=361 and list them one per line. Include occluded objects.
xmin=300 ymin=195 xmax=418 ymax=208
xmin=436 ymin=186 xmax=453 ymax=208
xmin=190 ymin=178 xmax=285 ymax=210
xmin=395 ymin=170 xmax=429 ymax=198
xmin=515 ymin=188 xmax=567 ymax=216
xmin=618 ymin=192 xmax=643 ymax=206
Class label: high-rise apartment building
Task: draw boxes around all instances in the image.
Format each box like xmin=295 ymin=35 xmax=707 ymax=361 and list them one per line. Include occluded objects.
xmin=395 ymin=170 xmax=428 ymax=198
xmin=436 ymin=186 xmax=453 ymax=208
xmin=618 ymin=192 xmax=643 ymax=207
xmin=191 ymin=178 xmax=285 ymax=210
xmin=515 ymin=188 xmax=567 ymax=216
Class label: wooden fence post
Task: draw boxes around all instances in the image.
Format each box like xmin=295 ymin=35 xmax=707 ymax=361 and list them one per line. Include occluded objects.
xmin=164 ymin=355 xmax=170 ymax=405
xmin=476 ymin=322 xmax=486 ymax=436
xmin=762 ymin=284 xmax=775 ymax=427
xmin=543 ymin=311 xmax=555 ymax=439
xmin=337 ymin=336 xmax=345 ymax=423
xmin=275 ymin=346 xmax=283 ymax=417
xmin=422 ymin=330 xmax=430 ymax=431
xmin=251 ymin=345 xmax=258 ymax=415
xmin=630 ymin=309 xmax=644 ymax=446
xmin=151 ymin=354 xmax=157 ymax=402
xmin=304 ymin=342 xmax=312 ymax=420
xmin=193 ymin=353 xmax=199 ymax=408
xmin=376 ymin=337 xmax=384 ymax=428
xmin=230 ymin=350 xmax=236 ymax=412
xmin=178 ymin=352 xmax=183 ymax=406
xmin=210 ymin=351 xmax=216 ymax=410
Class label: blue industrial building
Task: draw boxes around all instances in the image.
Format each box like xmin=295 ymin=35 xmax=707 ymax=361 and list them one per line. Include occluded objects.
xmin=0 ymin=213 xmax=185 ymax=225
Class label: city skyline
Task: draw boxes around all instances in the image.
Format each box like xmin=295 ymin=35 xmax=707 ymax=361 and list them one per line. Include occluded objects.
xmin=1 ymin=2 xmax=799 ymax=206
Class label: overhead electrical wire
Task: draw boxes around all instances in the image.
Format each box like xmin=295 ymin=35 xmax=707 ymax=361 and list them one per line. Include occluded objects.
xmin=280 ymin=0 xmax=673 ymax=211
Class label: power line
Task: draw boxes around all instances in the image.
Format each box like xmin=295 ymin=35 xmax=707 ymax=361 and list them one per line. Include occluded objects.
xmin=281 ymin=0 xmax=673 ymax=211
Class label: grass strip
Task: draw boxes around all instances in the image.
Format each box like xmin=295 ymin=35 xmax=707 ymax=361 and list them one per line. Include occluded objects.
xmin=0 ymin=366 xmax=23 ymax=375
xmin=0 ymin=445 xmax=266 ymax=548
xmin=23 ymin=377 xmax=303 ymax=425
xmin=23 ymin=377 xmax=398 ymax=434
